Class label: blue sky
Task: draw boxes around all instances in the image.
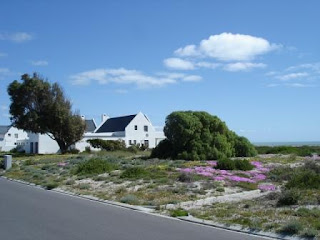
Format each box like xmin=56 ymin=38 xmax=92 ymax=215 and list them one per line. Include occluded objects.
xmin=0 ymin=0 xmax=319 ymax=142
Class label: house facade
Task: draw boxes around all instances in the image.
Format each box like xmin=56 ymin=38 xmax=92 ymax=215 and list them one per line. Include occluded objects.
xmin=0 ymin=126 xmax=28 ymax=152
xmin=19 ymin=112 xmax=165 ymax=154
xmin=75 ymin=112 xmax=165 ymax=152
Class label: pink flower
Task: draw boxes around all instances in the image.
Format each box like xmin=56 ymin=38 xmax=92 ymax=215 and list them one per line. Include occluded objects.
xmin=214 ymin=176 xmax=225 ymax=181
xmin=258 ymin=184 xmax=276 ymax=191
xmin=207 ymin=161 xmax=217 ymax=166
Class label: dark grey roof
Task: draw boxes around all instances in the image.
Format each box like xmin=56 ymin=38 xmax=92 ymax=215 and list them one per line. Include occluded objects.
xmin=95 ymin=114 xmax=136 ymax=133
xmin=0 ymin=125 xmax=10 ymax=135
xmin=85 ymin=119 xmax=96 ymax=133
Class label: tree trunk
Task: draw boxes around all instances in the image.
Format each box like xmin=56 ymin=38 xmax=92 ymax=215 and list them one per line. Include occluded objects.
xmin=56 ymin=139 xmax=68 ymax=154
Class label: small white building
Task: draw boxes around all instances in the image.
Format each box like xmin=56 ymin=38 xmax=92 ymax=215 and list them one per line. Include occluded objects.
xmin=75 ymin=112 xmax=165 ymax=152
xmin=22 ymin=119 xmax=97 ymax=154
xmin=0 ymin=126 xmax=28 ymax=152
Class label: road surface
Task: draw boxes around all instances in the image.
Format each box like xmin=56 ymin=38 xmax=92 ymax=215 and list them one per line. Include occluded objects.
xmin=0 ymin=178 xmax=266 ymax=240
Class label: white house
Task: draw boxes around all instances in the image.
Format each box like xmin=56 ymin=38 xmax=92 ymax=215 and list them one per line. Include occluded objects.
xmin=0 ymin=126 xmax=28 ymax=152
xmin=20 ymin=113 xmax=165 ymax=154
xmin=75 ymin=112 xmax=165 ymax=152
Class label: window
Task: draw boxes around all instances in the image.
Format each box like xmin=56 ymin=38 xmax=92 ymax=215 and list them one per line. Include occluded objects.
xmin=8 ymin=133 xmax=11 ymax=137
xmin=15 ymin=134 xmax=18 ymax=138
xmin=144 ymin=126 xmax=148 ymax=132
xmin=133 ymin=140 xmax=137 ymax=145
xmin=129 ymin=140 xmax=132 ymax=145
xmin=134 ymin=125 xmax=138 ymax=130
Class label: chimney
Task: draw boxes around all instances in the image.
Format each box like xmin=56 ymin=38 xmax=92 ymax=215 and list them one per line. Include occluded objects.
xmin=101 ymin=114 xmax=109 ymax=123
xmin=81 ymin=115 xmax=85 ymax=120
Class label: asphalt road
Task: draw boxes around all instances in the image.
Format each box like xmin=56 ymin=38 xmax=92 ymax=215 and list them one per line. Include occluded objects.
xmin=0 ymin=178 xmax=265 ymax=240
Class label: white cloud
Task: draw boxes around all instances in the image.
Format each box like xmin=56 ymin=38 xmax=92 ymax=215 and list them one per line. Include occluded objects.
xmin=286 ymin=62 xmax=320 ymax=73
xmin=285 ymin=83 xmax=315 ymax=88
xmin=175 ymin=32 xmax=279 ymax=61
xmin=0 ymin=32 xmax=33 ymax=43
xmin=182 ymin=75 xmax=202 ymax=82
xmin=70 ymin=68 xmax=177 ymax=88
xmin=31 ymin=60 xmax=48 ymax=66
xmin=224 ymin=62 xmax=266 ymax=72
xmin=174 ymin=44 xmax=199 ymax=57
xmin=276 ymin=72 xmax=309 ymax=81
xmin=163 ymin=58 xmax=195 ymax=70
xmin=196 ymin=62 xmax=221 ymax=69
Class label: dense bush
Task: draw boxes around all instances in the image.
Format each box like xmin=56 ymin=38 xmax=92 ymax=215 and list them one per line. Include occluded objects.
xmin=255 ymin=145 xmax=320 ymax=156
xmin=120 ymin=167 xmax=147 ymax=179
xmin=75 ymin=158 xmax=116 ymax=175
xmin=216 ymin=158 xmax=254 ymax=171
xmin=285 ymin=169 xmax=320 ymax=190
xmin=87 ymin=139 xmax=126 ymax=151
xmin=216 ymin=158 xmax=235 ymax=170
xmin=277 ymin=189 xmax=300 ymax=206
xmin=151 ymin=111 xmax=257 ymax=160
xmin=278 ymin=220 xmax=303 ymax=235
xmin=234 ymin=159 xmax=254 ymax=171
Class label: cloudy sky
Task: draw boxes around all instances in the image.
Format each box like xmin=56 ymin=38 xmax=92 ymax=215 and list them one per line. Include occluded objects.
xmin=0 ymin=0 xmax=319 ymax=142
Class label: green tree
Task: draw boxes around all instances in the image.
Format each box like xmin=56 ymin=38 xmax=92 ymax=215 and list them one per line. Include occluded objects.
xmin=7 ymin=73 xmax=85 ymax=153
xmin=151 ymin=111 xmax=256 ymax=160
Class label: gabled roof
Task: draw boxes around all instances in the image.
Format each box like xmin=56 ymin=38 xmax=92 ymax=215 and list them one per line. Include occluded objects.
xmin=85 ymin=119 xmax=96 ymax=133
xmin=0 ymin=125 xmax=11 ymax=135
xmin=95 ymin=114 xmax=136 ymax=133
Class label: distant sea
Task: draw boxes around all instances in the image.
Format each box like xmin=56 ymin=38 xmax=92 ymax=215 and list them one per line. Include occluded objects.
xmin=253 ymin=141 xmax=320 ymax=146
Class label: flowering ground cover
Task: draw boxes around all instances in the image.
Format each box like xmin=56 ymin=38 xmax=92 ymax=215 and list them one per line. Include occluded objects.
xmin=178 ymin=160 xmax=276 ymax=192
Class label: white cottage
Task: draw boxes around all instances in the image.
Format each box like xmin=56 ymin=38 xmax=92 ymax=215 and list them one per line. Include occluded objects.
xmin=23 ymin=119 xmax=97 ymax=154
xmin=75 ymin=112 xmax=165 ymax=152
xmin=0 ymin=126 xmax=28 ymax=152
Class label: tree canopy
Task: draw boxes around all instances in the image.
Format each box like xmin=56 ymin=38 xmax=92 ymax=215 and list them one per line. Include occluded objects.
xmin=151 ymin=111 xmax=257 ymax=160
xmin=7 ymin=73 xmax=85 ymax=153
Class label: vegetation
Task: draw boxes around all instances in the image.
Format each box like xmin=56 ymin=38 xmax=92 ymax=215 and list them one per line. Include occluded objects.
xmin=7 ymin=73 xmax=85 ymax=153
xmin=87 ymin=139 xmax=126 ymax=151
xmin=151 ymin=111 xmax=257 ymax=160
xmin=74 ymin=158 xmax=116 ymax=175
xmin=255 ymin=145 xmax=320 ymax=156
xmin=170 ymin=208 xmax=189 ymax=217
xmin=216 ymin=158 xmax=254 ymax=171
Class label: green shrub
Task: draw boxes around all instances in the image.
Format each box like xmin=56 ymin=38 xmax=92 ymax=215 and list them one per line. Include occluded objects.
xmin=75 ymin=158 xmax=115 ymax=175
xmin=300 ymin=228 xmax=318 ymax=238
xmin=286 ymin=169 xmax=320 ymax=190
xmin=234 ymin=159 xmax=254 ymax=171
xmin=84 ymin=146 xmax=91 ymax=153
xmin=67 ymin=148 xmax=80 ymax=154
xmin=170 ymin=208 xmax=188 ymax=217
xmin=120 ymin=167 xmax=147 ymax=179
xmin=216 ymin=158 xmax=253 ymax=171
xmin=65 ymin=179 xmax=75 ymax=185
xmin=277 ymin=189 xmax=300 ymax=206
xmin=151 ymin=111 xmax=256 ymax=160
xmin=87 ymin=139 xmax=126 ymax=151
xmin=44 ymin=182 xmax=59 ymax=190
xmin=255 ymin=145 xmax=320 ymax=156
xmin=127 ymin=145 xmax=139 ymax=153
xmin=177 ymin=173 xmax=193 ymax=182
xmin=120 ymin=195 xmax=139 ymax=205
xmin=279 ymin=220 xmax=303 ymax=235
xmin=216 ymin=158 xmax=235 ymax=170
xmin=268 ymin=166 xmax=293 ymax=182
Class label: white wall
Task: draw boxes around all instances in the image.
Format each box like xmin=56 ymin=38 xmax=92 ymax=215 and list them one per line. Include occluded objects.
xmin=24 ymin=133 xmax=60 ymax=154
xmin=125 ymin=112 xmax=164 ymax=148
xmin=0 ymin=127 xmax=28 ymax=152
